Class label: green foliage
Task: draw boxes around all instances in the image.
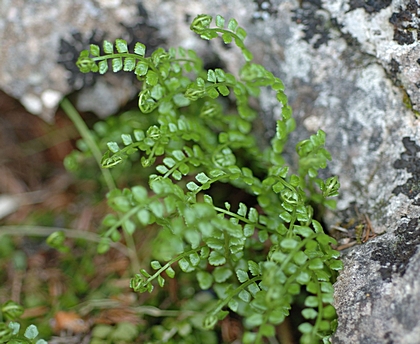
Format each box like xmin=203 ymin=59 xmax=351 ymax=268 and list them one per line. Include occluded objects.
xmin=75 ymin=14 xmax=342 ymax=343
xmin=0 ymin=301 xmax=47 ymax=344
xmin=90 ymin=322 xmax=139 ymax=344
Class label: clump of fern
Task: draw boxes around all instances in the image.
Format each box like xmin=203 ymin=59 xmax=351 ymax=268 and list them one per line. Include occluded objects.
xmin=72 ymin=14 xmax=342 ymax=344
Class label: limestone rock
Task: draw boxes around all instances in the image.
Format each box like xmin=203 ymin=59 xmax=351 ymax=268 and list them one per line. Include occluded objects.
xmin=142 ymin=1 xmax=420 ymax=342
xmin=0 ymin=0 xmax=161 ymax=121
xmin=1 ymin=0 xmax=420 ymax=342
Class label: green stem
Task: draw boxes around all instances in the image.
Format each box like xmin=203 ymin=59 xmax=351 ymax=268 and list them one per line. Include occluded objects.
xmin=60 ymin=98 xmax=140 ymax=273
xmin=146 ymin=247 xmax=203 ymax=284
xmin=208 ymin=276 xmax=262 ymax=318
xmin=278 ymin=233 xmax=317 ymax=273
xmin=163 ymin=158 xmax=191 ymax=178
xmin=0 ymin=225 xmax=130 ymax=257
xmin=276 ymin=176 xmax=299 ymax=194
xmin=312 ymin=276 xmax=323 ymax=339
xmin=104 ymin=205 xmax=143 ymax=237
xmin=211 ymin=28 xmax=244 ymax=46
xmin=92 ymin=53 xmax=165 ymax=85
xmin=213 ymin=207 xmax=267 ymax=231
xmin=60 ymin=98 xmax=116 ymax=191
xmin=287 ymin=209 xmax=297 ymax=238
xmin=122 ymin=230 xmax=141 ymax=273
xmin=76 ymin=298 xmax=198 ymax=318
xmin=91 ymin=53 xmax=146 ymax=63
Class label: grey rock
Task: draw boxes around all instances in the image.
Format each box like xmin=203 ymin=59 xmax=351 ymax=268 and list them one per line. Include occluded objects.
xmin=144 ymin=0 xmax=420 ymax=342
xmin=0 ymin=0 xmax=157 ymax=121
xmin=324 ymin=0 xmax=420 ymax=114
xmin=1 ymin=0 xmax=420 ymax=342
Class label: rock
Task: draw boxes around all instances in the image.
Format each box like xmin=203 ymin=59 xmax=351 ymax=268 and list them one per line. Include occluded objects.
xmin=325 ymin=0 xmax=420 ymax=114
xmin=1 ymin=0 xmax=420 ymax=342
xmin=0 ymin=0 xmax=162 ymax=121
xmin=144 ymin=1 xmax=420 ymax=342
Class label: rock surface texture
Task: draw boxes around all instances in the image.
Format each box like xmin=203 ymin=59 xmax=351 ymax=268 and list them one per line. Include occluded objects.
xmin=0 ymin=0 xmax=163 ymax=120
xmin=2 ymin=0 xmax=420 ymax=342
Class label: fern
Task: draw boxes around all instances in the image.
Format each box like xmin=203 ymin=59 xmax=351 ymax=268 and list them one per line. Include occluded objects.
xmin=0 ymin=301 xmax=47 ymax=344
xmin=73 ymin=14 xmax=342 ymax=343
